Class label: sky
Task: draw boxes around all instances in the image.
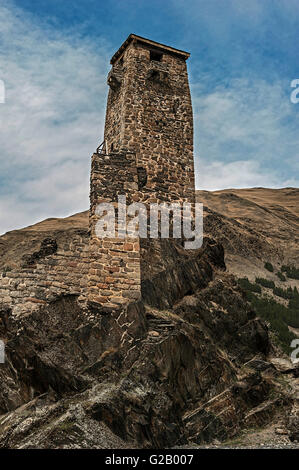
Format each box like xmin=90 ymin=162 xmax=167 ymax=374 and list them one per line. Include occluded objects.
xmin=0 ymin=0 xmax=298 ymax=234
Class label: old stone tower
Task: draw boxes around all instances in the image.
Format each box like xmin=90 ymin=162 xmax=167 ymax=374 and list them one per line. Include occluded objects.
xmin=89 ymin=34 xmax=195 ymax=309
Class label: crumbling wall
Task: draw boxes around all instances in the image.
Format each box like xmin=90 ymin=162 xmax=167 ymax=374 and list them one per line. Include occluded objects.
xmin=0 ymin=230 xmax=89 ymax=316
xmin=0 ymin=37 xmax=197 ymax=314
xmin=88 ymin=152 xmax=141 ymax=309
xmin=89 ymin=38 xmax=196 ymax=309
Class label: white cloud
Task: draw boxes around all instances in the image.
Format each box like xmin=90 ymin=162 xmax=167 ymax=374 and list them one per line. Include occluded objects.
xmin=193 ymin=78 xmax=299 ymax=189
xmin=0 ymin=1 xmax=111 ymax=234
xmin=0 ymin=1 xmax=298 ymax=233
xmin=197 ymin=159 xmax=297 ymax=191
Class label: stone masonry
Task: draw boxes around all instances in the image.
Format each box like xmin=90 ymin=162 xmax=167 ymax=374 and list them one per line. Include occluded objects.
xmin=0 ymin=35 xmax=196 ymax=315
xmin=89 ymin=34 xmax=195 ymax=309
xmin=0 ymin=230 xmax=89 ymax=317
xmin=89 ymin=152 xmax=141 ymax=308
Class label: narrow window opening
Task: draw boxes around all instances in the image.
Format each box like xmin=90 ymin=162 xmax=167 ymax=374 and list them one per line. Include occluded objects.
xmin=137 ymin=167 xmax=148 ymax=189
xmin=150 ymin=50 xmax=163 ymax=62
xmin=151 ymin=70 xmax=159 ymax=80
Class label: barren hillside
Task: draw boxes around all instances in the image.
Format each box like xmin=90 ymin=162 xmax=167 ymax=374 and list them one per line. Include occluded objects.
xmin=197 ymin=187 xmax=299 ymax=284
xmin=0 ymin=188 xmax=298 ymax=448
xmin=1 ymin=188 xmax=298 ymax=283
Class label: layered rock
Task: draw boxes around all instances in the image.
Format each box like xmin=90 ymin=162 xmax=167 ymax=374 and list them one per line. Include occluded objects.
xmin=0 ymin=236 xmax=296 ymax=448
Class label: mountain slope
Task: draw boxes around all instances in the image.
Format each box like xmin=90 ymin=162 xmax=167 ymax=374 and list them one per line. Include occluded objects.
xmin=197 ymin=187 xmax=299 ymax=283
xmin=0 ymin=188 xmax=298 ymax=448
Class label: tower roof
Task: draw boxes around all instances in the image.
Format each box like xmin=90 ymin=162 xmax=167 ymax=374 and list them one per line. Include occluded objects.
xmin=110 ymin=34 xmax=190 ymax=64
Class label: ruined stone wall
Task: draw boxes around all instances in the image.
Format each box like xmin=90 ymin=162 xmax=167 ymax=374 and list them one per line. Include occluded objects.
xmin=0 ymin=36 xmax=197 ymax=314
xmin=89 ymin=37 xmax=196 ymax=308
xmin=88 ymin=152 xmax=141 ymax=309
xmin=0 ymin=230 xmax=89 ymax=316
xmin=105 ymin=63 xmax=125 ymax=153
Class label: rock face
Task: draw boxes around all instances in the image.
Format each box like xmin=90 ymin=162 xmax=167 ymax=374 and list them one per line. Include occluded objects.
xmin=0 ymin=233 xmax=296 ymax=449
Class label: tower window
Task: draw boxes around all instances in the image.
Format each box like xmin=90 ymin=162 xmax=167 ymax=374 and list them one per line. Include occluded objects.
xmin=137 ymin=167 xmax=148 ymax=189
xmin=150 ymin=50 xmax=163 ymax=62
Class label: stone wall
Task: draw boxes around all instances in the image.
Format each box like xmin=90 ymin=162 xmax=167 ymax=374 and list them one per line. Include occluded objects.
xmin=88 ymin=151 xmax=141 ymax=309
xmin=0 ymin=36 xmax=197 ymax=314
xmin=0 ymin=230 xmax=89 ymax=316
xmin=105 ymin=37 xmax=195 ymax=206
xmin=89 ymin=35 xmax=196 ymax=308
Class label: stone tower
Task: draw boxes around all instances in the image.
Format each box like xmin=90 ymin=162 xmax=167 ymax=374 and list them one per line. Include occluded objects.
xmin=89 ymin=34 xmax=195 ymax=309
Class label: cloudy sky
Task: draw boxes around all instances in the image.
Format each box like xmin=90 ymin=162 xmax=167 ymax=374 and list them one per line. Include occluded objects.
xmin=0 ymin=0 xmax=298 ymax=234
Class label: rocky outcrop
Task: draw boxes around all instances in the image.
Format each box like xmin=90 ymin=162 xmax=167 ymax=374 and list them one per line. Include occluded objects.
xmin=0 ymin=236 xmax=296 ymax=448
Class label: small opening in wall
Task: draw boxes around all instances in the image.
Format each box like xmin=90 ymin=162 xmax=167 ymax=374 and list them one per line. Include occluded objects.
xmin=150 ymin=50 xmax=163 ymax=62
xmin=119 ymin=57 xmax=124 ymax=65
xmin=137 ymin=167 xmax=148 ymax=189
xmin=151 ymin=70 xmax=159 ymax=80
xmin=110 ymin=143 xmax=114 ymax=152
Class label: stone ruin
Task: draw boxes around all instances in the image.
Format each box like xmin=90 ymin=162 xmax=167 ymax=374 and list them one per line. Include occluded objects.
xmin=0 ymin=34 xmax=196 ymax=316
xmin=89 ymin=34 xmax=195 ymax=309
xmin=1 ymin=36 xmax=297 ymax=449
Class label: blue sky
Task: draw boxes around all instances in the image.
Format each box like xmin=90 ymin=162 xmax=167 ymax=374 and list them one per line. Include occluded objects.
xmin=0 ymin=0 xmax=298 ymax=233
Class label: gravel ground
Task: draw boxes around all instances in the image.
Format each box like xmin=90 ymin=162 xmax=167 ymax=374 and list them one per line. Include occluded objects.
xmin=177 ymin=423 xmax=299 ymax=449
